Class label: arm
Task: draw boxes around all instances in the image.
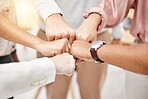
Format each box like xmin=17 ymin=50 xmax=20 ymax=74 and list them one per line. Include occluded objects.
xmin=0 ymin=14 xmax=69 ymax=56
xmin=76 ymin=13 xmax=101 ymax=43
xmin=76 ymin=0 xmax=134 ymax=42
xmin=0 ymin=58 xmax=56 ymax=98
xmin=98 ymin=44 xmax=148 ymax=75
xmin=83 ymin=0 xmax=135 ymax=29
xmin=31 ymin=0 xmax=75 ymax=44
xmin=71 ymin=40 xmax=148 ymax=75
xmin=0 ymin=53 xmax=75 ymax=98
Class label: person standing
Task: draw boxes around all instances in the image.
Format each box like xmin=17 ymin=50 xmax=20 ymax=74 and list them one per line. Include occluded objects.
xmin=0 ymin=53 xmax=75 ymax=99
xmin=70 ymin=0 xmax=148 ymax=99
xmin=0 ymin=1 xmax=18 ymax=98
xmin=0 ymin=0 xmax=74 ymax=98
xmin=33 ymin=0 xmax=124 ymax=99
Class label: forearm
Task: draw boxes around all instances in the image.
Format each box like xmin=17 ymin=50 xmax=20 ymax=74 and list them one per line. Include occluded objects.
xmin=85 ymin=13 xmax=101 ymax=28
xmin=98 ymin=44 xmax=148 ymax=75
xmin=84 ymin=13 xmax=101 ymax=30
xmin=76 ymin=13 xmax=101 ymax=42
xmin=83 ymin=0 xmax=133 ymax=32
xmin=0 ymin=14 xmax=45 ymax=51
xmin=45 ymin=13 xmax=63 ymax=24
xmin=0 ymin=58 xmax=56 ymax=98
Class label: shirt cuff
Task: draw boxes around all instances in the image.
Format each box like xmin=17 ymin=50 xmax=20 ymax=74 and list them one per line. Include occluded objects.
xmin=36 ymin=0 xmax=63 ymax=22
xmin=83 ymin=7 xmax=107 ymax=32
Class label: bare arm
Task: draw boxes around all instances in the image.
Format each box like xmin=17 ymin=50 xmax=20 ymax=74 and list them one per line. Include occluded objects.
xmin=0 ymin=14 xmax=43 ymax=49
xmin=71 ymin=40 xmax=148 ymax=75
xmin=98 ymin=44 xmax=148 ymax=75
xmin=31 ymin=0 xmax=75 ymax=44
xmin=0 ymin=14 xmax=69 ymax=56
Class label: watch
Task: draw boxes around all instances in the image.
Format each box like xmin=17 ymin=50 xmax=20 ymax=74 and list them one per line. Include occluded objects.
xmin=89 ymin=41 xmax=105 ymax=63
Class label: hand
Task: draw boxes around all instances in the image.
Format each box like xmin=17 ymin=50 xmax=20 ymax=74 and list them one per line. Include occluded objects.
xmin=36 ymin=38 xmax=69 ymax=56
xmin=70 ymin=40 xmax=94 ymax=61
xmin=76 ymin=14 xmax=101 ymax=43
xmin=46 ymin=14 xmax=76 ymax=44
xmin=50 ymin=53 xmax=75 ymax=76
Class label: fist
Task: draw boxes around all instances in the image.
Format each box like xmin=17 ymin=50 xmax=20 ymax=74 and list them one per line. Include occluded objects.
xmin=50 ymin=53 xmax=75 ymax=76
xmin=76 ymin=21 xmax=97 ymax=43
xmin=37 ymin=38 xmax=69 ymax=57
xmin=46 ymin=14 xmax=76 ymax=44
xmin=70 ymin=40 xmax=94 ymax=61
xmin=76 ymin=14 xmax=101 ymax=43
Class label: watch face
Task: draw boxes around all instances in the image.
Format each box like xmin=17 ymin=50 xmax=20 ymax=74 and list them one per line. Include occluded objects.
xmin=90 ymin=41 xmax=103 ymax=50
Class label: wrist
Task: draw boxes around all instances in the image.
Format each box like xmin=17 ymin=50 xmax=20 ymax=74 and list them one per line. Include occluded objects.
xmin=85 ymin=13 xmax=101 ymax=29
xmin=97 ymin=45 xmax=107 ymax=62
xmin=32 ymin=39 xmax=47 ymax=52
xmin=46 ymin=13 xmax=63 ymax=24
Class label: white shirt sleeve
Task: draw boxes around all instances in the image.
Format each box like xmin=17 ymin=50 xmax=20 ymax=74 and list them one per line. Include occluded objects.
xmin=30 ymin=0 xmax=63 ymax=21
xmin=0 ymin=57 xmax=56 ymax=98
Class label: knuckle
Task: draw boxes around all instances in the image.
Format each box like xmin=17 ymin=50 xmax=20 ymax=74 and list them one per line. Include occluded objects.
xmin=57 ymin=49 xmax=62 ymax=54
xmin=48 ymin=34 xmax=54 ymax=38
xmin=63 ymin=33 xmax=69 ymax=38
xmin=60 ymin=32 xmax=65 ymax=36
xmin=70 ymin=31 xmax=76 ymax=37
xmin=77 ymin=33 xmax=81 ymax=37
xmin=81 ymin=36 xmax=88 ymax=41
xmin=63 ymin=31 xmax=69 ymax=35
xmin=57 ymin=33 xmax=62 ymax=36
xmin=76 ymin=35 xmax=80 ymax=40
xmin=59 ymin=47 xmax=63 ymax=51
xmin=60 ymin=38 xmax=66 ymax=43
xmin=56 ymin=35 xmax=62 ymax=39
xmin=47 ymin=32 xmax=53 ymax=36
xmin=73 ymin=40 xmax=77 ymax=43
xmin=69 ymin=30 xmax=75 ymax=33
xmin=64 ymin=38 xmax=69 ymax=43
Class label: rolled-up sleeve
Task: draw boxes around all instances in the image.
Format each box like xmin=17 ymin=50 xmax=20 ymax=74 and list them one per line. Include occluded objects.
xmin=83 ymin=0 xmax=135 ymax=31
xmin=31 ymin=0 xmax=63 ymax=21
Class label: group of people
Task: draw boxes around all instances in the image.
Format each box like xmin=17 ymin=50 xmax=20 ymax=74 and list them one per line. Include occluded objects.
xmin=0 ymin=0 xmax=148 ymax=99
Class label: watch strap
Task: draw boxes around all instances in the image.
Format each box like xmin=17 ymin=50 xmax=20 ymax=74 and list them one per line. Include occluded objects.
xmin=90 ymin=48 xmax=104 ymax=63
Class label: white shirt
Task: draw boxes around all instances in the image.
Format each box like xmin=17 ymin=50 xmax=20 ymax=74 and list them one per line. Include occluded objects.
xmin=0 ymin=58 xmax=56 ymax=99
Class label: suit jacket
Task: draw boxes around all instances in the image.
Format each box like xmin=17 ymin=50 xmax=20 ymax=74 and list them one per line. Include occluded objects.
xmin=0 ymin=57 xmax=56 ymax=98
